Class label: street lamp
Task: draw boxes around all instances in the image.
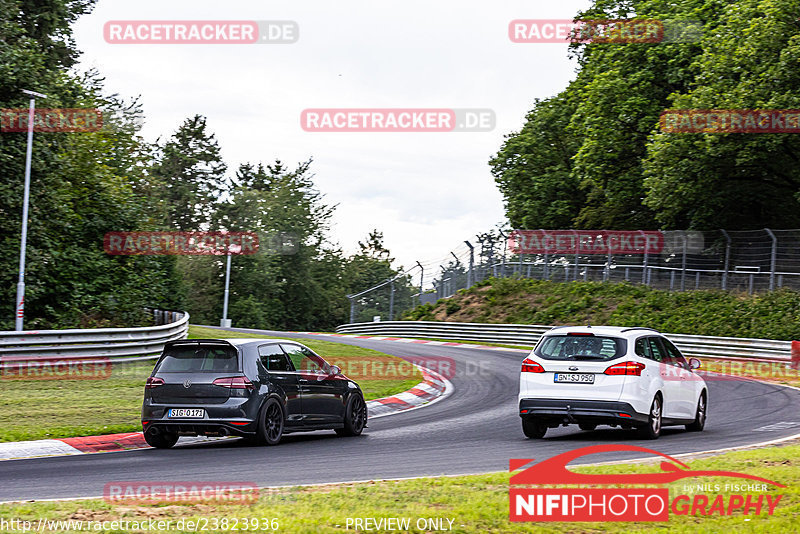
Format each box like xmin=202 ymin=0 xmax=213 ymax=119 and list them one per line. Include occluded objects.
xmin=15 ymin=89 xmax=47 ymax=331
xmin=220 ymin=252 xmax=232 ymax=328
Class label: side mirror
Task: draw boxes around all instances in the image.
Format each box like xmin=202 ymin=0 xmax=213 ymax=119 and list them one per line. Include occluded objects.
xmin=689 ymin=358 xmax=701 ymax=370
xmin=329 ymin=365 xmax=342 ymax=376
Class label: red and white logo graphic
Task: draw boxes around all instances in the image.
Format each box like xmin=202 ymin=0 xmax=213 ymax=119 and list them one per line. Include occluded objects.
xmin=510 ymin=445 xmax=784 ymax=522
xmin=509 ymin=230 xmax=664 ymax=255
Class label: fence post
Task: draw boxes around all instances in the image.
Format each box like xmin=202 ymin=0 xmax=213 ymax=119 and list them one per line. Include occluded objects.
xmin=681 ymin=232 xmax=687 ymax=291
xmin=499 ymin=230 xmax=507 ymax=278
xmin=465 ymin=241 xmax=474 ymax=288
xmin=572 ymin=230 xmax=579 ymax=281
xmin=639 ymin=230 xmax=648 ymax=286
xmin=765 ymin=228 xmax=777 ymax=291
xmin=488 ymin=235 xmax=496 ymax=277
xmin=389 ymin=279 xmax=395 ymax=319
xmin=347 ymin=295 xmax=355 ymax=323
xmin=543 ymin=252 xmax=549 ymax=280
xmin=720 ymin=229 xmax=731 ymax=290
xmin=416 ymin=261 xmax=424 ymax=305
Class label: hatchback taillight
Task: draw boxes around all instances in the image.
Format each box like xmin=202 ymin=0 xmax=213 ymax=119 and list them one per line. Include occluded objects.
xmin=604 ymin=361 xmax=646 ymax=376
xmin=213 ymin=376 xmax=254 ymax=390
xmin=145 ymin=376 xmax=164 ymax=389
xmin=521 ymin=358 xmax=545 ymax=373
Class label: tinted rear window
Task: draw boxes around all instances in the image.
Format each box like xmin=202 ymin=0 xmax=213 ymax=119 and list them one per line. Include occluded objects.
xmin=156 ymin=344 xmax=239 ymax=372
xmin=534 ymin=335 xmax=626 ymax=361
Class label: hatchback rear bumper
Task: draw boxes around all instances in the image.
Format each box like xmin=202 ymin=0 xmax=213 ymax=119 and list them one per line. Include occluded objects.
xmin=142 ymin=420 xmax=255 ymax=438
xmin=142 ymin=397 xmax=258 ymax=438
xmin=519 ymin=398 xmax=649 ymax=425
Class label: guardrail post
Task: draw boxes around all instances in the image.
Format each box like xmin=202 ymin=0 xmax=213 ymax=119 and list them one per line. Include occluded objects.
xmin=765 ymin=228 xmax=777 ymax=291
xmin=720 ymin=229 xmax=731 ymax=290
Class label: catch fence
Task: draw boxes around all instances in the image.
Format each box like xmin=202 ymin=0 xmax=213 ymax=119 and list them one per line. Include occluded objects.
xmin=347 ymin=228 xmax=800 ymax=322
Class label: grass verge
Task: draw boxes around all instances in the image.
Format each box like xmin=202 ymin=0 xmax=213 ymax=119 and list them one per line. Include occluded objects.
xmin=0 ymin=327 xmax=420 ymax=443
xmin=2 ymin=443 xmax=798 ymax=532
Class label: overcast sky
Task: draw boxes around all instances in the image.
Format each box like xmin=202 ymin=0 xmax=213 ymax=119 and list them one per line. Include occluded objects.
xmin=72 ymin=0 xmax=592 ymax=277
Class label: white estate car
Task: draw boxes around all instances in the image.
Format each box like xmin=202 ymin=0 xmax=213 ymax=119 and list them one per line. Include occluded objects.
xmin=518 ymin=326 xmax=707 ymax=439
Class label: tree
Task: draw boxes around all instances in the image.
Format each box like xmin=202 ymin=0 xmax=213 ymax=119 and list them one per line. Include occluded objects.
xmin=343 ymin=231 xmax=414 ymax=322
xmin=150 ymin=115 xmax=229 ymax=231
xmin=490 ymin=94 xmax=584 ymax=229
xmin=0 ymin=0 xmax=182 ymax=329
xmin=643 ymin=0 xmax=800 ymax=229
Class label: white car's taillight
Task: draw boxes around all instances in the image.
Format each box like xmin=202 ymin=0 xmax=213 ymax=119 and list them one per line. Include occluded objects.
xmin=604 ymin=361 xmax=645 ymax=376
xmin=521 ymin=358 xmax=545 ymax=373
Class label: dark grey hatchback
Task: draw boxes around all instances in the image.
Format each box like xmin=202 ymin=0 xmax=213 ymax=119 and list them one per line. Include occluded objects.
xmin=141 ymin=338 xmax=367 ymax=448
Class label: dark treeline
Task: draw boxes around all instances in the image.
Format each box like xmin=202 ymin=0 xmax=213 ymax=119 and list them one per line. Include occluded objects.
xmin=491 ymin=0 xmax=800 ymax=231
xmin=0 ymin=0 xmax=412 ymax=330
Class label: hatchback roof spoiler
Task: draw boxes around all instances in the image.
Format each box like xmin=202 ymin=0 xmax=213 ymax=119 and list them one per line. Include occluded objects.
xmin=163 ymin=338 xmax=236 ymax=347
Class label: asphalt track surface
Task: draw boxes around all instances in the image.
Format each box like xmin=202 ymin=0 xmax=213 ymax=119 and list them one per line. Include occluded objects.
xmin=2 ymin=326 xmax=800 ymax=502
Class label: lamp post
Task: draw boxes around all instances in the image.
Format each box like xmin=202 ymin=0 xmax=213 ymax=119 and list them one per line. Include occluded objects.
xmin=15 ymin=89 xmax=47 ymax=331
xmin=220 ymin=252 xmax=232 ymax=327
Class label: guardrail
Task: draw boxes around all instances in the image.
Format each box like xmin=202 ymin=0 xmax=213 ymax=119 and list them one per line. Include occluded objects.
xmin=335 ymin=321 xmax=792 ymax=363
xmin=0 ymin=309 xmax=189 ymax=368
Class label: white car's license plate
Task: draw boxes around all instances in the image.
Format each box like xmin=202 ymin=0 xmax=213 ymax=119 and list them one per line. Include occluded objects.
xmin=168 ymin=408 xmax=205 ymax=418
xmin=554 ymin=373 xmax=595 ymax=384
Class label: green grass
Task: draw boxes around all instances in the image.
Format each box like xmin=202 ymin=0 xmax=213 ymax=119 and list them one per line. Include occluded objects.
xmin=403 ymin=277 xmax=800 ymax=341
xmin=0 ymin=327 xmax=420 ymax=443
xmin=2 ymin=444 xmax=798 ymax=532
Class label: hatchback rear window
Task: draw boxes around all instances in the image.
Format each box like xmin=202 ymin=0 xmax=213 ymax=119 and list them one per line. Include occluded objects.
xmin=155 ymin=344 xmax=239 ymax=372
xmin=534 ymin=335 xmax=626 ymax=361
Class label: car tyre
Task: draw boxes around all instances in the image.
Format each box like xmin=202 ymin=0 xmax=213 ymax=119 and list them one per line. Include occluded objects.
xmin=578 ymin=423 xmax=597 ymax=431
xmin=686 ymin=393 xmax=706 ymax=432
xmin=255 ymin=398 xmax=285 ymax=446
xmin=639 ymin=395 xmax=662 ymax=440
xmin=336 ymin=394 xmax=367 ymax=436
xmin=522 ymin=418 xmax=548 ymax=439
xmin=144 ymin=429 xmax=178 ymax=449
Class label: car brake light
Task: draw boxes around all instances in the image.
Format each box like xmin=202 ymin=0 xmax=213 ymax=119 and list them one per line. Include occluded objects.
xmin=567 ymin=332 xmax=594 ymax=336
xmin=145 ymin=376 xmax=164 ymax=389
xmin=213 ymin=376 xmax=254 ymax=390
xmin=604 ymin=361 xmax=646 ymax=376
xmin=521 ymin=358 xmax=545 ymax=373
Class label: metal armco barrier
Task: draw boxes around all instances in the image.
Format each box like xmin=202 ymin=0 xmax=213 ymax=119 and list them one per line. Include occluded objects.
xmin=0 ymin=309 xmax=189 ymax=368
xmin=335 ymin=321 xmax=792 ymax=363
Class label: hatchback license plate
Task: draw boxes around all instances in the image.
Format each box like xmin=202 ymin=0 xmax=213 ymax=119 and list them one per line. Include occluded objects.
xmin=168 ymin=408 xmax=205 ymax=418
xmin=554 ymin=373 xmax=594 ymax=384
